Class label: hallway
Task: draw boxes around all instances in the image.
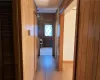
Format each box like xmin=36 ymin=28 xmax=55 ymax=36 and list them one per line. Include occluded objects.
xmin=35 ymin=48 xmax=73 ymax=80
xmin=0 ymin=0 xmax=100 ymax=80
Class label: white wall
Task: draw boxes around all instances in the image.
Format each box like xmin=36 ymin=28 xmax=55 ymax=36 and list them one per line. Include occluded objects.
xmin=63 ymin=1 xmax=77 ymax=61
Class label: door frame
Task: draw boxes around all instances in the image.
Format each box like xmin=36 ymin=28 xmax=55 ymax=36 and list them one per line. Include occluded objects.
xmin=12 ymin=0 xmax=23 ymax=80
xmin=59 ymin=0 xmax=80 ymax=80
xmin=58 ymin=12 xmax=64 ymax=71
xmin=12 ymin=0 xmax=80 ymax=80
xmin=72 ymin=0 xmax=80 ymax=80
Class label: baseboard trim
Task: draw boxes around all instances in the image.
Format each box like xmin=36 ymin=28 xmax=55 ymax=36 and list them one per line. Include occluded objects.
xmin=63 ymin=61 xmax=73 ymax=63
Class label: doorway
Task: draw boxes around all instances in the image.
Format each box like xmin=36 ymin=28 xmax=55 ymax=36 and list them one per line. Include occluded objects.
xmin=58 ymin=0 xmax=77 ymax=80
xmin=36 ymin=13 xmax=57 ymax=80
xmin=12 ymin=0 xmax=100 ymax=80
xmin=40 ymin=24 xmax=53 ymax=55
xmin=38 ymin=13 xmax=55 ymax=56
xmin=39 ymin=24 xmax=53 ymax=55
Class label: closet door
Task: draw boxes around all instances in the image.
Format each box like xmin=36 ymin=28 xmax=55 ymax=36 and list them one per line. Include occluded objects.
xmin=0 ymin=1 xmax=15 ymax=80
xmin=75 ymin=0 xmax=100 ymax=80
xmin=0 ymin=19 xmax=3 ymax=80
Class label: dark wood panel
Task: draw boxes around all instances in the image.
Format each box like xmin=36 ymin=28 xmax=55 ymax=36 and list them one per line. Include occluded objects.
xmin=76 ymin=1 xmax=85 ymax=80
xmin=95 ymin=0 xmax=100 ymax=80
xmin=38 ymin=13 xmax=55 ymax=21
xmin=42 ymin=37 xmax=53 ymax=47
xmin=12 ymin=0 xmax=23 ymax=79
xmin=85 ymin=1 xmax=95 ymax=80
xmin=75 ymin=0 xmax=100 ymax=80
xmin=38 ymin=13 xmax=55 ymax=48
xmin=0 ymin=1 xmax=15 ymax=80
xmin=38 ymin=13 xmax=55 ymax=38
xmin=0 ymin=15 xmax=3 ymax=80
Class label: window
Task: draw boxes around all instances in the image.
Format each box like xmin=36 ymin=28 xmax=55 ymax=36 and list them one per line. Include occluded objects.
xmin=44 ymin=24 xmax=53 ymax=36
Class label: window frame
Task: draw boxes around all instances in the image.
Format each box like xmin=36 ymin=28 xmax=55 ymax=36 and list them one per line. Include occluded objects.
xmin=44 ymin=24 xmax=53 ymax=37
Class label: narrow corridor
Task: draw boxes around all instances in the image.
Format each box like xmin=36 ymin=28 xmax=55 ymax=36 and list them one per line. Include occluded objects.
xmin=35 ymin=48 xmax=73 ymax=80
xmin=1 ymin=0 xmax=100 ymax=80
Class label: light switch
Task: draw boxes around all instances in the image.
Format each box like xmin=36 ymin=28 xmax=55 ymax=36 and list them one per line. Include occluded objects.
xmin=28 ymin=30 xmax=30 ymax=35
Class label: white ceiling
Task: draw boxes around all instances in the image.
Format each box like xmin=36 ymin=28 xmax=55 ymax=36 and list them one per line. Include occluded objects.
xmin=35 ymin=0 xmax=63 ymax=13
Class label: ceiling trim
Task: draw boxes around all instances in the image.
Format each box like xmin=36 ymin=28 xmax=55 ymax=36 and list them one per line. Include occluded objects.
xmin=59 ymin=0 xmax=74 ymax=13
xmin=37 ymin=8 xmax=57 ymax=13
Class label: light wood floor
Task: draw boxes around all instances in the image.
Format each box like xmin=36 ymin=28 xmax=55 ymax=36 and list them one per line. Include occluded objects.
xmin=35 ymin=55 xmax=73 ymax=80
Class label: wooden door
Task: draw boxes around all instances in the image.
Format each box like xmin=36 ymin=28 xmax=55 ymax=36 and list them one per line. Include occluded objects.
xmin=41 ymin=24 xmax=54 ymax=47
xmin=0 ymin=1 xmax=15 ymax=80
xmin=40 ymin=21 xmax=54 ymax=47
xmin=74 ymin=0 xmax=100 ymax=80
xmin=38 ymin=14 xmax=55 ymax=48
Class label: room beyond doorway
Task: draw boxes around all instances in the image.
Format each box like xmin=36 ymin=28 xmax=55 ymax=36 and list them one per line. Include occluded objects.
xmin=38 ymin=13 xmax=56 ymax=56
xmin=40 ymin=47 xmax=52 ymax=56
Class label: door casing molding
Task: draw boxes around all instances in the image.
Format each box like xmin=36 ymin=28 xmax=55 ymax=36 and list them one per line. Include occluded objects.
xmin=12 ymin=0 xmax=23 ymax=80
xmin=59 ymin=1 xmax=80 ymax=80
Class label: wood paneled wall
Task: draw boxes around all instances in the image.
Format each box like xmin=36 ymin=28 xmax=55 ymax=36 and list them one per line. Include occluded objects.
xmin=38 ymin=13 xmax=55 ymax=47
xmin=20 ymin=0 xmax=37 ymax=80
xmin=75 ymin=0 xmax=100 ymax=80
xmin=38 ymin=13 xmax=55 ymax=37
